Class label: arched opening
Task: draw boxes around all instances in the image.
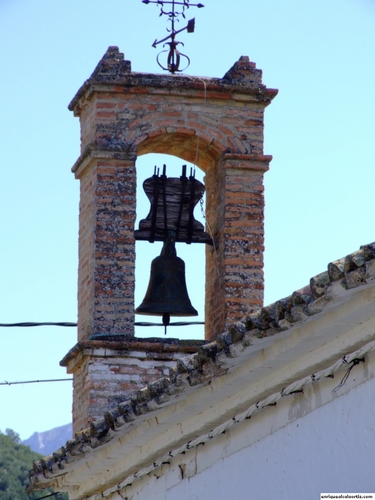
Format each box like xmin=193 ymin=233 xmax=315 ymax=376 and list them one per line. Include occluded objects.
xmin=134 ymin=153 xmax=207 ymax=340
xmin=137 ymin=130 xmax=222 ymax=172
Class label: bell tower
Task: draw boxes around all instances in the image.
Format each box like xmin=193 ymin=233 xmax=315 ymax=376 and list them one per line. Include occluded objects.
xmin=62 ymin=46 xmax=277 ymax=433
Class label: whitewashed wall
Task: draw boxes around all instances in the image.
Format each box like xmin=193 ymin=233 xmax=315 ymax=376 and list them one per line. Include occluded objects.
xmin=116 ymin=354 xmax=375 ymax=500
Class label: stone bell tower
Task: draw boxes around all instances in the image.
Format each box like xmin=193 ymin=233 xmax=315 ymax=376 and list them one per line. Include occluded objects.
xmin=61 ymin=46 xmax=277 ymax=433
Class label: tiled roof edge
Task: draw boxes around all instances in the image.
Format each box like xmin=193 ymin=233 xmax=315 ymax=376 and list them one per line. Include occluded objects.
xmin=28 ymin=241 xmax=375 ymax=488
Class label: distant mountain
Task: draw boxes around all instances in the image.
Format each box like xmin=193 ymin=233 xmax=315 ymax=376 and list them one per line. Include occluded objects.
xmin=22 ymin=423 xmax=72 ymax=456
xmin=0 ymin=429 xmax=68 ymax=499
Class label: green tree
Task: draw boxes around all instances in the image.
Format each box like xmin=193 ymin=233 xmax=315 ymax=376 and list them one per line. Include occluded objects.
xmin=0 ymin=429 xmax=68 ymax=500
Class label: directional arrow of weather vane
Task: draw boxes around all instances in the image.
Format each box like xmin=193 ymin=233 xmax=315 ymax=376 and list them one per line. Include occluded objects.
xmin=142 ymin=0 xmax=204 ymax=73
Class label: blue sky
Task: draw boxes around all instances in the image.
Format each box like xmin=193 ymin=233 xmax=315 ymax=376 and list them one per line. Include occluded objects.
xmin=0 ymin=0 xmax=374 ymax=440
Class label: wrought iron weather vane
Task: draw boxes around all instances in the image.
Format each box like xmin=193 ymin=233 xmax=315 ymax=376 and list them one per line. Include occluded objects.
xmin=142 ymin=0 xmax=204 ymax=73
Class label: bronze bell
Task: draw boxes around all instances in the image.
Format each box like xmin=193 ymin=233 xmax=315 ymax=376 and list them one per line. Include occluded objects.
xmin=135 ymin=230 xmax=198 ymax=329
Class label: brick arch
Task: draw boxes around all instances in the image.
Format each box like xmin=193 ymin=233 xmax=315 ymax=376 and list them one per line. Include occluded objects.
xmin=70 ymin=47 xmax=277 ymax=343
xmin=136 ymin=129 xmax=226 ymax=172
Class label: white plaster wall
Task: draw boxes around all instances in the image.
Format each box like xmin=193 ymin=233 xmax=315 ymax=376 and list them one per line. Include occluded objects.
xmin=180 ymin=379 xmax=375 ymax=499
xmin=119 ymin=365 xmax=375 ymax=500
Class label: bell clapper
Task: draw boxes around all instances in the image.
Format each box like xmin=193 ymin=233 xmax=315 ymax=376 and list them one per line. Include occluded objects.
xmin=162 ymin=312 xmax=170 ymax=335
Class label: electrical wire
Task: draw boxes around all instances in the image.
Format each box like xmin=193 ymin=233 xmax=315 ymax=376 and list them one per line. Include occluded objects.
xmin=0 ymin=324 xmax=75 ymax=386
xmin=0 ymin=378 xmax=72 ymax=386
xmin=191 ymin=77 xmax=220 ymax=288
xmin=134 ymin=321 xmax=204 ymax=327
xmin=0 ymin=322 xmax=77 ymax=327
xmin=30 ymin=492 xmax=63 ymax=499
xmin=0 ymin=321 xmax=204 ymax=328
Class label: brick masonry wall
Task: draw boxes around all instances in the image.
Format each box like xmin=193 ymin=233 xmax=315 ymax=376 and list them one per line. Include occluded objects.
xmin=65 ymin=47 xmax=277 ymax=428
xmin=77 ymin=87 xmax=267 ymax=168
xmin=78 ymin=354 xmax=175 ymax=432
xmin=76 ymin=157 xmax=136 ymax=341
xmin=205 ymin=154 xmax=269 ymax=339
xmin=62 ymin=340 xmax=205 ymax=434
xmin=77 ymin=167 xmax=96 ymax=341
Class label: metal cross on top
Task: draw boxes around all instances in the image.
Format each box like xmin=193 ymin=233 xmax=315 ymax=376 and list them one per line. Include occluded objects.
xmin=142 ymin=0 xmax=204 ymax=73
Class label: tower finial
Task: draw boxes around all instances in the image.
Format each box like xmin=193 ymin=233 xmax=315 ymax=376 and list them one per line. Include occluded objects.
xmin=142 ymin=0 xmax=204 ymax=73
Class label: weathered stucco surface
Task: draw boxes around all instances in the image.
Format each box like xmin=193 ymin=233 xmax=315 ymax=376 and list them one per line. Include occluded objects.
xmin=109 ymin=357 xmax=375 ymax=500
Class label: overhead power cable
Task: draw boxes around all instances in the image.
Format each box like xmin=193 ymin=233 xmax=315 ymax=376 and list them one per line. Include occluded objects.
xmin=134 ymin=321 xmax=204 ymax=326
xmin=0 ymin=378 xmax=72 ymax=386
xmin=0 ymin=322 xmax=77 ymax=327
xmin=0 ymin=321 xmax=204 ymax=328
xmin=31 ymin=492 xmax=64 ymax=499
